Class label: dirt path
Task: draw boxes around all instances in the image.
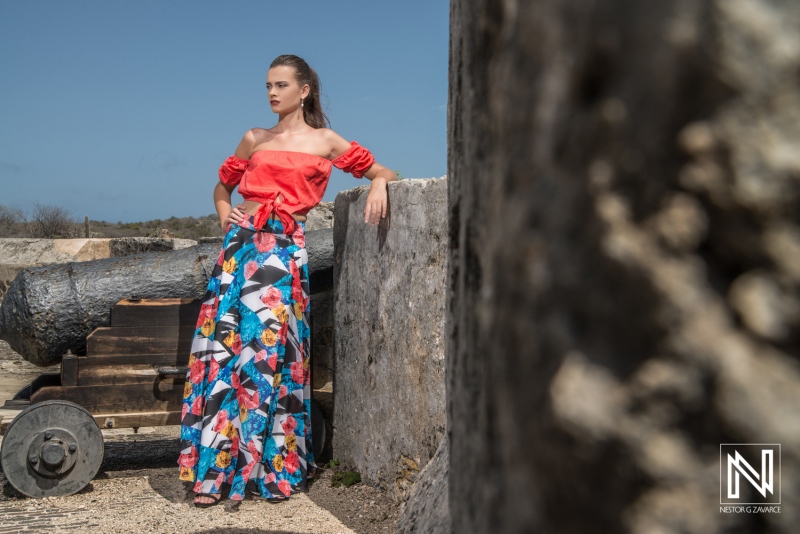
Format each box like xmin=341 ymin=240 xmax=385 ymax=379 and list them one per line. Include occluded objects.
xmin=0 ymin=341 xmax=401 ymax=533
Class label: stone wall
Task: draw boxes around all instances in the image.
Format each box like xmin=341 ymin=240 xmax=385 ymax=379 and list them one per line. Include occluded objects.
xmin=449 ymin=1 xmax=800 ymax=533
xmin=0 ymin=238 xmax=196 ymax=302
xmin=396 ymin=434 xmax=449 ymax=534
xmin=333 ymin=178 xmax=447 ymax=501
xmin=305 ymin=201 xmax=334 ymax=231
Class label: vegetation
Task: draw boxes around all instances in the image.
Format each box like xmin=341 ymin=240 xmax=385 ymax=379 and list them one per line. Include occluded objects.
xmin=30 ymin=204 xmax=75 ymax=238
xmin=323 ymin=458 xmax=361 ymax=488
xmin=331 ymin=470 xmax=361 ymax=488
xmin=0 ymin=203 xmax=225 ymax=240
xmin=0 ymin=205 xmax=27 ymax=237
xmin=87 ymin=214 xmax=224 ymax=240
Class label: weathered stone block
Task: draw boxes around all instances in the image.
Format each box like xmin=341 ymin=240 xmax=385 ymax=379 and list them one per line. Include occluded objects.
xmin=0 ymin=238 xmax=105 ymax=263
xmin=333 ymin=178 xmax=447 ymax=500
xmin=107 ymin=237 xmax=196 ymax=256
xmin=305 ymin=201 xmax=334 ymax=231
xmin=396 ymin=434 xmax=449 ymax=534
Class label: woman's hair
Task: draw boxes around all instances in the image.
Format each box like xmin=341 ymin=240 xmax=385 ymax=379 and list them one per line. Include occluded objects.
xmin=270 ymin=54 xmax=330 ymax=129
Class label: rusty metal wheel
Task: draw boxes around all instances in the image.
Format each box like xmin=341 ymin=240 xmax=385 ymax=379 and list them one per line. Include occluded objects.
xmin=1 ymin=400 xmax=104 ymax=497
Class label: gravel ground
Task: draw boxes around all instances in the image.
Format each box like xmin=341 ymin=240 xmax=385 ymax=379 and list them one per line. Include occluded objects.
xmin=0 ymin=341 xmax=402 ymax=533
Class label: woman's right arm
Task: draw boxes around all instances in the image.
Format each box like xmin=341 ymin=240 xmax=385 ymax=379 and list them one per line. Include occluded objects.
xmin=214 ymin=181 xmax=236 ymax=230
xmin=215 ymin=129 xmax=257 ymax=230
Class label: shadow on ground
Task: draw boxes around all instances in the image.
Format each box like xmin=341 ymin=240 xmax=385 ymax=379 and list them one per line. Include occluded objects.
xmin=3 ymin=427 xmax=400 ymax=533
xmin=193 ymin=530 xmax=308 ymax=534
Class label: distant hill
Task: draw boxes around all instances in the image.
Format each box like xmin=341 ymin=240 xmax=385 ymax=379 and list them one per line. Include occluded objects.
xmin=87 ymin=214 xmax=225 ymax=240
xmin=1 ymin=202 xmax=334 ymax=239
xmin=0 ymin=209 xmax=225 ymax=240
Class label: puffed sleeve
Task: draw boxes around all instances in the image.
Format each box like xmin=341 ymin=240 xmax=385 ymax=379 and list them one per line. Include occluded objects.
xmin=331 ymin=141 xmax=375 ymax=178
xmin=218 ymin=155 xmax=249 ymax=186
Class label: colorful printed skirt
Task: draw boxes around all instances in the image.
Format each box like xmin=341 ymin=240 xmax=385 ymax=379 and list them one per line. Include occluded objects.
xmin=178 ymin=214 xmax=316 ymax=500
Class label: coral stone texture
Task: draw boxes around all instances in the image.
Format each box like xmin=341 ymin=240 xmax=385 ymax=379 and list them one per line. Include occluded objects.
xmin=396 ymin=434 xmax=449 ymax=534
xmin=448 ymin=0 xmax=800 ymax=533
xmin=333 ymin=178 xmax=447 ymax=500
xmin=305 ymin=201 xmax=335 ymax=231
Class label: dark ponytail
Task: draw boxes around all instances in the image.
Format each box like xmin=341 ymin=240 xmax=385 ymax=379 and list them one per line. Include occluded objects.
xmin=269 ymin=54 xmax=330 ymax=129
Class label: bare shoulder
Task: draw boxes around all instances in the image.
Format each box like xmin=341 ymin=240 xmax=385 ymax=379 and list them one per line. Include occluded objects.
xmin=249 ymin=127 xmax=277 ymax=145
xmin=235 ymin=128 xmax=273 ymax=158
xmin=317 ymin=128 xmax=353 ymax=159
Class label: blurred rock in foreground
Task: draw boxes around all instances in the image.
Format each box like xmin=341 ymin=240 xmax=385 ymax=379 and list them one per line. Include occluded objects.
xmin=448 ymin=0 xmax=800 ymax=532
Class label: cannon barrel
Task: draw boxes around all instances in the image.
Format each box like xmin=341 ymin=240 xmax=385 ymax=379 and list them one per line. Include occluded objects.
xmin=0 ymin=229 xmax=333 ymax=367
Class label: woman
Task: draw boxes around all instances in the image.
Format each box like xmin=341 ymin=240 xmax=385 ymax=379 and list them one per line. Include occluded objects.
xmin=178 ymin=54 xmax=395 ymax=507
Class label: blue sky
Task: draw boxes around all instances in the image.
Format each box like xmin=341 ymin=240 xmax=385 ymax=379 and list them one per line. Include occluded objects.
xmin=0 ymin=0 xmax=449 ymax=222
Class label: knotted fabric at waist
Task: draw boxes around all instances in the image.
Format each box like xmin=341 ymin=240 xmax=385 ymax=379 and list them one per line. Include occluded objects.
xmin=249 ymin=195 xmax=297 ymax=234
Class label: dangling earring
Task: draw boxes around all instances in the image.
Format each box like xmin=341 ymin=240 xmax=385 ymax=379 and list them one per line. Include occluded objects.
xmin=301 ymin=98 xmax=304 ymax=108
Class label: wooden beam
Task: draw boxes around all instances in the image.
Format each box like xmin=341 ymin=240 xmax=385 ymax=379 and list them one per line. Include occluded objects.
xmin=78 ymin=366 xmax=158 ymax=386
xmin=75 ymin=353 xmax=189 ymax=387
xmin=30 ymin=382 xmax=184 ymax=414
xmin=76 ymin=353 xmax=190 ymax=368
xmin=110 ymin=298 xmax=202 ymax=327
xmin=94 ymin=411 xmax=182 ymax=430
xmin=2 ymin=411 xmax=184 ymax=434
xmin=86 ymin=325 xmax=196 ymax=356
xmin=61 ymin=354 xmax=79 ymax=387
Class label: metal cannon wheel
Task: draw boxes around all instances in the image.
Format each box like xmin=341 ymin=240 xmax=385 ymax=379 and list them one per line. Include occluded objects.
xmin=1 ymin=400 xmax=104 ymax=498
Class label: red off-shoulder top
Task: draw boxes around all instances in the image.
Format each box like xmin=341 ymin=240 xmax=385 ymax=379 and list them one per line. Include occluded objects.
xmin=218 ymin=141 xmax=375 ymax=232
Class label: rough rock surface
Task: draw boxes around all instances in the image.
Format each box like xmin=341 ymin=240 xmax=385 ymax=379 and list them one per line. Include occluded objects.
xmin=396 ymin=434 xmax=449 ymax=534
xmin=333 ymin=178 xmax=447 ymax=501
xmin=0 ymin=238 xmax=114 ymax=265
xmin=107 ymin=237 xmax=196 ymax=256
xmin=306 ymin=201 xmax=335 ymax=231
xmin=449 ymin=1 xmax=800 ymax=533
xmin=0 ymin=230 xmax=335 ymax=367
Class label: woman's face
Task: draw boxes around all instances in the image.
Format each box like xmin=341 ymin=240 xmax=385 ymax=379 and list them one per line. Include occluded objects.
xmin=266 ymin=66 xmax=309 ymax=114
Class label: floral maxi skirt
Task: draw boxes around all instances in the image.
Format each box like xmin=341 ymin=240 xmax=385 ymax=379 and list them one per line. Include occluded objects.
xmin=178 ymin=215 xmax=316 ymax=500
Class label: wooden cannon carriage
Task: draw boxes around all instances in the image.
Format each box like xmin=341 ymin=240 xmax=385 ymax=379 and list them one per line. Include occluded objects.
xmin=0 ymin=297 xmax=326 ymax=498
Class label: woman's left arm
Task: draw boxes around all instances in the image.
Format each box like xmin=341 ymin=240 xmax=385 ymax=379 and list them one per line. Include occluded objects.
xmin=326 ymin=130 xmax=396 ymax=225
xmin=362 ymin=163 xmax=396 ymax=225
xmin=320 ymin=132 xmax=397 ymax=225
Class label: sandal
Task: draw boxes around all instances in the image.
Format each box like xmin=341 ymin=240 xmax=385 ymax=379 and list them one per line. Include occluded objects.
xmin=193 ymin=493 xmax=222 ymax=508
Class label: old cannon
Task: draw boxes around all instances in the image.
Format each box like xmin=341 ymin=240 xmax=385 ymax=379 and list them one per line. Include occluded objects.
xmin=0 ymin=230 xmax=333 ymax=497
